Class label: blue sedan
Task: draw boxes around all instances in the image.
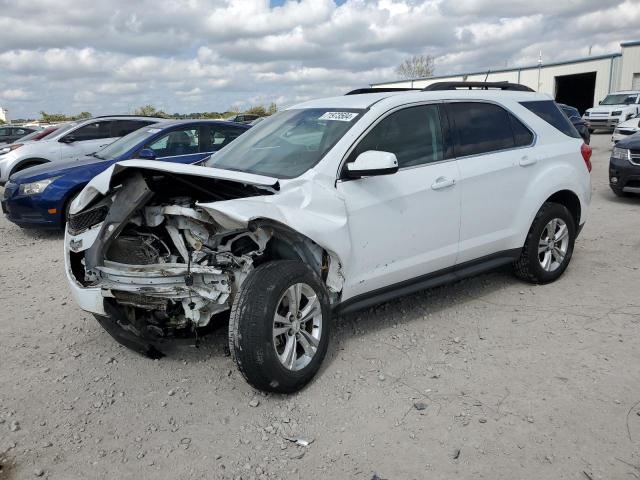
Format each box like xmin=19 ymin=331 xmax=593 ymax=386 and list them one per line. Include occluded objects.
xmin=1 ymin=120 xmax=249 ymax=230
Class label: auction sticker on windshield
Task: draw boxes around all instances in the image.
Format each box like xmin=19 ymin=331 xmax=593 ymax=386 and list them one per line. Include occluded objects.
xmin=318 ymin=112 xmax=359 ymax=122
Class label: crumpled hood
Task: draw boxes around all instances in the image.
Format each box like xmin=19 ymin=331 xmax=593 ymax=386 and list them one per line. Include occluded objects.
xmin=70 ymin=159 xmax=279 ymax=214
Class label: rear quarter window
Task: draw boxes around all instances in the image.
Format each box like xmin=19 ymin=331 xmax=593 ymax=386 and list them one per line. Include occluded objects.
xmin=520 ymin=100 xmax=581 ymax=138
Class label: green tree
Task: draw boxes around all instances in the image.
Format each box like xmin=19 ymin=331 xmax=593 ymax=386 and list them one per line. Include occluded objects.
xmin=245 ymin=105 xmax=267 ymax=117
xmin=133 ymin=104 xmax=159 ymax=117
xmin=77 ymin=111 xmax=92 ymax=119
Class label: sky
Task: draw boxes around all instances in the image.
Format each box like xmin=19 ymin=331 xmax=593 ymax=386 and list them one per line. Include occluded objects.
xmin=1 ymin=0 xmax=639 ymax=119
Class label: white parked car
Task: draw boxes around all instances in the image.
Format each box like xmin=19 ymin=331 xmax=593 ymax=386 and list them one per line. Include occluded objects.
xmin=64 ymin=82 xmax=592 ymax=393
xmin=583 ymin=91 xmax=640 ymax=132
xmin=612 ymin=113 xmax=640 ymax=143
xmin=0 ymin=116 xmax=163 ymax=185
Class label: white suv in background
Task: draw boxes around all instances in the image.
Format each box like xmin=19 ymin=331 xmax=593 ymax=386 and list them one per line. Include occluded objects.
xmin=0 ymin=116 xmax=163 ymax=184
xmin=583 ymin=90 xmax=640 ymax=132
xmin=64 ymin=82 xmax=592 ymax=393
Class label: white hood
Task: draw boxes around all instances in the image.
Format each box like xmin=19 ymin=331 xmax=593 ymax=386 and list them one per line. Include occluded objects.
xmin=71 ymin=159 xmax=279 ymax=214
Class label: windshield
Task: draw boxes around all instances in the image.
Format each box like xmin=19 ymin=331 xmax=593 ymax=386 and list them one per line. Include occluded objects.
xmin=601 ymin=94 xmax=638 ymax=105
xmin=93 ymin=126 xmax=160 ymax=160
xmin=207 ymin=108 xmax=363 ymax=178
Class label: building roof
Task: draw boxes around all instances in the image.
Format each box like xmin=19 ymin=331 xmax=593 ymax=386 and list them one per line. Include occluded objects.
xmin=372 ymin=52 xmax=623 ymax=87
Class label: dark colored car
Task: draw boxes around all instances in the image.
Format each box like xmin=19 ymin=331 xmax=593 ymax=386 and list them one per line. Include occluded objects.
xmin=2 ymin=120 xmax=250 ymax=230
xmin=609 ymin=134 xmax=640 ymax=196
xmin=0 ymin=125 xmax=39 ymax=144
xmin=558 ymin=103 xmax=590 ymax=144
xmin=226 ymin=113 xmax=261 ymax=124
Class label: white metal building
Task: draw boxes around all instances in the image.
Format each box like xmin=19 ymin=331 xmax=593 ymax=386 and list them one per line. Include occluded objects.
xmin=0 ymin=107 xmax=7 ymax=123
xmin=372 ymin=40 xmax=640 ymax=114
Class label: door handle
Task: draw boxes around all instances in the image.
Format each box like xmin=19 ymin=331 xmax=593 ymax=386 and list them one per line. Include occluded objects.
xmin=519 ymin=156 xmax=538 ymax=167
xmin=431 ymin=177 xmax=455 ymax=190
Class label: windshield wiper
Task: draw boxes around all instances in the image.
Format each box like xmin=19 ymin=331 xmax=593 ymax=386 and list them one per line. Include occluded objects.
xmin=90 ymin=152 xmax=105 ymax=160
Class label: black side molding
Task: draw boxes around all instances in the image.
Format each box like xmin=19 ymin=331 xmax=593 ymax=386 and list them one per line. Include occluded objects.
xmin=333 ymin=249 xmax=521 ymax=316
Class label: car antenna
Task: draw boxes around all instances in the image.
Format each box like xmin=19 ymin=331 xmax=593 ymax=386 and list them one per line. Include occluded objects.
xmin=484 ymin=70 xmax=490 ymax=82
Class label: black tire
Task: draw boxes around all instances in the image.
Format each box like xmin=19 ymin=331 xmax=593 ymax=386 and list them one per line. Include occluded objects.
xmin=513 ymin=202 xmax=576 ymax=284
xmin=229 ymin=260 xmax=331 ymax=393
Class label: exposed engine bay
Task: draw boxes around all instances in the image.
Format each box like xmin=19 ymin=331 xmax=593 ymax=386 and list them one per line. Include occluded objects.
xmin=68 ymin=169 xmax=339 ymax=343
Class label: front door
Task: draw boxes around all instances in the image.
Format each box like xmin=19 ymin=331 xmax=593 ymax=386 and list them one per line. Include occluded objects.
xmin=337 ymin=103 xmax=461 ymax=300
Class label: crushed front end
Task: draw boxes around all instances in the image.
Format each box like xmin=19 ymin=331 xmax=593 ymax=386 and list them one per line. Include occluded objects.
xmin=64 ymin=168 xmax=277 ymax=356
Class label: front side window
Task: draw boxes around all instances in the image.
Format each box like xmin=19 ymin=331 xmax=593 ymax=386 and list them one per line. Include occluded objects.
xmin=449 ymin=102 xmax=518 ymax=156
xmin=146 ymin=127 xmax=200 ymax=157
xmin=71 ymin=121 xmax=113 ymax=141
xmin=347 ymin=104 xmax=444 ymax=169
xmin=207 ymin=108 xmax=363 ymax=178
xmin=0 ymin=127 xmax=11 ymax=136
xmin=111 ymin=120 xmax=154 ymax=137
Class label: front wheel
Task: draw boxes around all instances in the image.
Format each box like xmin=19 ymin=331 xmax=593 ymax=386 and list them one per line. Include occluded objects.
xmin=229 ymin=260 xmax=331 ymax=393
xmin=513 ymin=202 xmax=576 ymax=284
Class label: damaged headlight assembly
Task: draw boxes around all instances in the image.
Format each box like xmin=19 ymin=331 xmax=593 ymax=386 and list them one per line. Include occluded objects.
xmin=18 ymin=176 xmax=60 ymax=196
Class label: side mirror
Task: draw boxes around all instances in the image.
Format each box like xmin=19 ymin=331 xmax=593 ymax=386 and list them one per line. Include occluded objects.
xmin=137 ymin=148 xmax=156 ymax=160
xmin=60 ymin=135 xmax=77 ymax=143
xmin=346 ymin=150 xmax=399 ymax=179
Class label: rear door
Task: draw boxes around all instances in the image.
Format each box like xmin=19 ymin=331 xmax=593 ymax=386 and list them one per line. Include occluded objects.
xmin=447 ymin=101 xmax=536 ymax=263
xmin=203 ymin=124 xmax=247 ymax=157
xmin=140 ymin=125 xmax=204 ymax=164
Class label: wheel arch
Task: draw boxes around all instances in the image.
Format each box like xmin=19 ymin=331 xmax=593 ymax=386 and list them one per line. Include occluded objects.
xmin=248 ymin=218 xmax=344 ymax=299
xmin=9 ymin=157 xmax=50 ymax=178
xmin=545 ymin=189 xmax=581 ymax=227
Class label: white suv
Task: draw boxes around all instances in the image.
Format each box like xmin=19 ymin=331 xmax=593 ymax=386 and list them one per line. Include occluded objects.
xmin=0 ymin=116 xmax=163 ymax=184
xmin=64 ymin=82 xmax=592 ymax=393
xmin=583 ymin=90 xmax=640 ymax=132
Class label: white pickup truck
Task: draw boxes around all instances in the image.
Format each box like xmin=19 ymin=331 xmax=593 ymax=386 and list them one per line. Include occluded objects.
xmin=583 ymin=90 xmax=640 ymax=132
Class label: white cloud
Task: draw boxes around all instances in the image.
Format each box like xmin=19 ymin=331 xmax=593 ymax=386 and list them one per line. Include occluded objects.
xmin=0 ymin=0 xmax=638 ymax=118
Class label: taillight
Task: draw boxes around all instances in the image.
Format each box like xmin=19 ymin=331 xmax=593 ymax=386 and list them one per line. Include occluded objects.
xmin=581 ymin=143 xmax=592 ymax=172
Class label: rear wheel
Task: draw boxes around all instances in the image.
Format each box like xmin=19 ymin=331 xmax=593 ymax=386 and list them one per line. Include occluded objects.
xmin=229 ymin=260 xmax=330 ymax=393
xmin=514 ymin=202 xmax=575 ymax=284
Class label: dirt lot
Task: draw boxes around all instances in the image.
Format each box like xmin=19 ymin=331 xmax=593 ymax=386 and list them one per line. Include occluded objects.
xmin=0 ymin=133 xmax=639 ymax=480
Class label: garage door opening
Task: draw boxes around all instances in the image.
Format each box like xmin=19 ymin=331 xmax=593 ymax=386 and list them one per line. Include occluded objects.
xmin=554 ymin=72 xmax=596 ymax=115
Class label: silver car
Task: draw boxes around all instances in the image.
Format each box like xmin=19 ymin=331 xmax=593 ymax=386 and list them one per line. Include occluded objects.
xmin=0 ymin=116 xmax=164 ymax=184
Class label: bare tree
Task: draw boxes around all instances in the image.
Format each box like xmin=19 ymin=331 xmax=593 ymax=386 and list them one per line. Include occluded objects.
xmin=395 ymin=54 xmax=435 ymax=79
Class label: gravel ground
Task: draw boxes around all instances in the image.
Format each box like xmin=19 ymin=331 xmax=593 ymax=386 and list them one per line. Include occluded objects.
xmin=1 ymin=133 xmax=639 ymax=480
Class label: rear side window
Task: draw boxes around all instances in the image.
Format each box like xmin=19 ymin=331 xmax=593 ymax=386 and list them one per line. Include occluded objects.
xmin=448 ymin=102 xmax=519 ymax=156
xmin=210 ymin=125 xmax=245 ymax=149
xmin=112 ymin=120 xmax=153 ymax=137
xmin=349 ymin=104 xmax=444 ymax=168
xmin=509 ymin=114 xmax=534 ymax=147
xmin=520 ymin=100 xmax=580 ymax=138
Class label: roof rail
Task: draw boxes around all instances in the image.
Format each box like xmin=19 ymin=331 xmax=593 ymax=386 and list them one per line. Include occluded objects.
xmin=88 ymin=114 xmax=167 ymax=119
xmin=346 ymin=87 xmax=422 ymax=95
xmin=423 ymin=81 xmax=535 ymax=92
